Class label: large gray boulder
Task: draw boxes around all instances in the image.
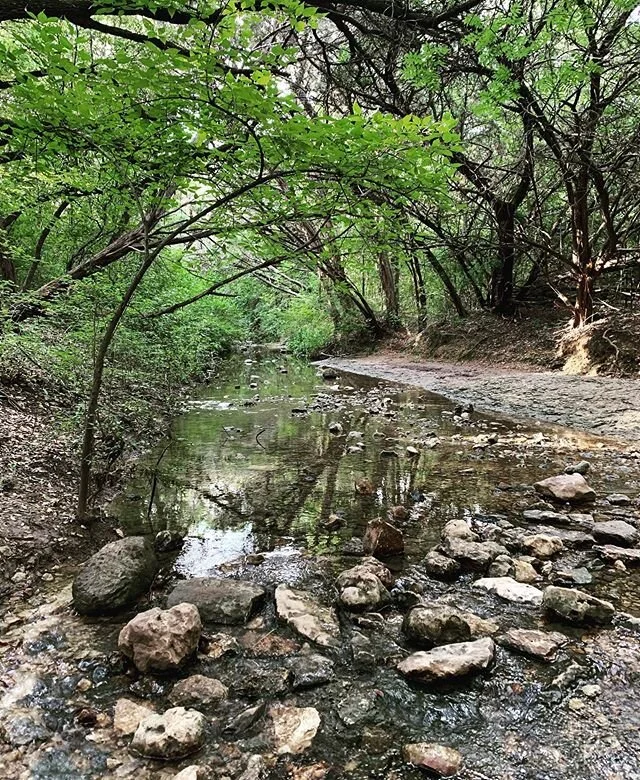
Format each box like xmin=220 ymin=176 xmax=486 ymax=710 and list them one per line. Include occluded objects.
xmin=542 ymin=586 xmax=614 ymax=625
xmin=118 ymin=603 xmax=202 ymax=673
xmin=72 ymin=536 xmax=159 ymax=615
xmin=167 ymin=577 xmax=266 ymax=625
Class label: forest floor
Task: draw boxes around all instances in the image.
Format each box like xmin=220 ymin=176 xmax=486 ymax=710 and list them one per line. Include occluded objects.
xmin=0 ymin=387 xmax=117 ymax=603
xmin=390 ymin=308 xmax=640 ymax=377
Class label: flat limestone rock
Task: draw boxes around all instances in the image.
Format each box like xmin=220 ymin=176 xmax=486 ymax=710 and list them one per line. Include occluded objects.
xmin=397 ymin=637 xmax=495 ymax=683
xmin=269 ymin=704 xmax=321 ymax=755
xmin=473 ymin=577 xmax=543 ymax=605
xmin=169 ymin=675 xmax=228 ymax=708
xmin=167 ymin=578 xmax=266 ymax=625
xmin=592 ymin=521 xmax=639 ymax=547
xmin=275 ymin=585 xmax=340 ymax=647
xmin=534 ymin=474 xmax=596 ymax=504
xmin=403 ymin=742 xmax=462 ymax=777
xmin=595 ymin=545 xmax=640 ymax=564
xmin=498 ymin=628 xmax=567 ymax=661
xmin=442 ymin=538 xmax=509 ymax=571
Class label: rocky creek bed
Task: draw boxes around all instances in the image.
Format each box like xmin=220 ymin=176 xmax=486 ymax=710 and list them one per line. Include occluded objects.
xmin=2 ymin=352 xmax=640 ymax=779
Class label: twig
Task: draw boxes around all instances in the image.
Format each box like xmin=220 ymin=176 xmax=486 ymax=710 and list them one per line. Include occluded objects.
xmin=255 ymin=428 xmax=267 ymax=450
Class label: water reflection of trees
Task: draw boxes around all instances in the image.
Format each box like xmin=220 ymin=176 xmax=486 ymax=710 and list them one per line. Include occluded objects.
xmin=115 ymin=357 xmax=527 ymax=560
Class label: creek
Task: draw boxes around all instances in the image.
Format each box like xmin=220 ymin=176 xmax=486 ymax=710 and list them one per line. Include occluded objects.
xmin=2 ymin=349 xmax=640 ymax=779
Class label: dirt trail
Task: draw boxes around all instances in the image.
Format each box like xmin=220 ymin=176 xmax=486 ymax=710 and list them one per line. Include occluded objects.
xmin=321 ymin=354 xmax=640 ymax=443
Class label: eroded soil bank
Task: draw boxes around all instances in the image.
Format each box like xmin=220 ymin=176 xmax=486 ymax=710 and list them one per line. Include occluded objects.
xmin=2 ymin=353 xmax=640 ymax=780
xmin=320 ymin=354 xmax=640 ymax=442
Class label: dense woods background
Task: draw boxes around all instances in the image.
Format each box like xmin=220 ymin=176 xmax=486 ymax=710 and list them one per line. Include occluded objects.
xmin=2 ymin=0 xmax=640 ymax=512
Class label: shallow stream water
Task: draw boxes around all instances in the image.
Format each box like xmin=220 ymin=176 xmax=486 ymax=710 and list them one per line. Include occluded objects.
xmin=2 ymin=350 xmax=640 ymax=779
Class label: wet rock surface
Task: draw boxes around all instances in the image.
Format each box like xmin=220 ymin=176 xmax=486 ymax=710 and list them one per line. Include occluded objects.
xmin=3 ymin=354 xmax=640 ymax=780
xmin=167 ymin=577 xmax=266 ymax=625
xmin=498 ymin=628 xmax=567 ymax=661
xmin=473 ymin=576 xmax=544 ymax=605
xmin=403 ymin=604 xmax=498 ymax=647
xmin=534 ymin=473 xmax=597 ymax=503
xmin=403 ymin=742 xmax=463 ymax=776
xmin=543 ymin=586 xmax=615 ymax=625
xmin=274 ymin=585 xmax=340 ymax=647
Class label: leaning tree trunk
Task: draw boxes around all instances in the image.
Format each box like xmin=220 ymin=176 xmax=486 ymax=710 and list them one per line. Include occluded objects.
xmin=77 ymin=230 xmax=155 ymax=519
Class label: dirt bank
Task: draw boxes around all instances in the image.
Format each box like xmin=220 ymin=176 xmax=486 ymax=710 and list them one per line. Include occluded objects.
xmin=319 ymin=354 xmax=640 ymax=443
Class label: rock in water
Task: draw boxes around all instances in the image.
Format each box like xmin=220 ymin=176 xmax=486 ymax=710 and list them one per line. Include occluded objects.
xmin=498 ymin=628 xmax=567 ymax=661
xmin=113 ymin=699 xmax=155 ymax=736
xmin=397 ymin=638 xmax=495 ymax=683
xmin=595 ymin=545 xmax=640 ymax=564
xmin=565 ymin=461 xmax=590 ymax=475
xmin=269 ymin=704 xmax=321 ymax=754
xmin=403 ymin=605 xmax=498 ymax=648
xmin=169 ymin=675 xmax=228 ymax=708
xmin=473 ymin=576 xmax=543 ymax=605
xmin=592 ymin=520 xmax=639 ymax=547
xmin=424 ymin=551 xmax=461 ymax=580
xmin=534 ymin=474 xmax=596 ymax=504
xmin=336 ymin=558 xmax=393 ymax=611
xmin=606 ymin=493 xmax=632 ymax=506
xmin=337 ymin=571 xmax=389 ymax=611
xmin=275 ymin=585 xmax=340 ymax=647
xmin=167 ymin=578 xmax=265 ymax=625
xmin=130 ymin=707 xmax=205 ymax=759
xmin=288 ymin=654 xmax=335 ymax=690
xmin=362 ymin=518 xmax=404 ymax=557
xmin=403 ymin=743 xmax=463 ymax=777
xmin=443 ymin=539 xmax=509 ymax=571
xmin=72 ymin=536 xmax=158 ymax=615
xmin=118 ymin=603 xmax=201 ymax=673
xmin=521 ymin=534 xmax=564 ymax=559
xmin=542 ymin=586 xmax=614 ymax=625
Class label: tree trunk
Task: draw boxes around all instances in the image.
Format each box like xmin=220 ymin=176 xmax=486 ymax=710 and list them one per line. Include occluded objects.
xmin=407 ymin=254 xmax=428 ymax=329
xmin=490 ymin=200 xmax=516 ymax=314
xmin=424 ymin=248 xmax=466 ymax=317
xmin=570 ymin=175 xmax=594 ymax=328
xmin=378 ymin=250 xmax=400 ymax=327
xmin=77 ymin=231 xmax=155 ymax=519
